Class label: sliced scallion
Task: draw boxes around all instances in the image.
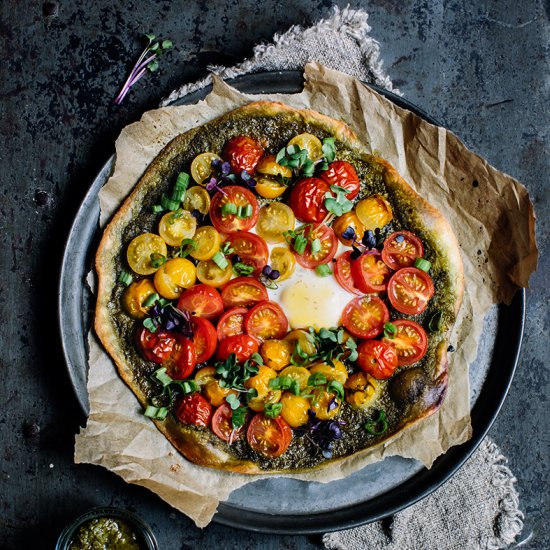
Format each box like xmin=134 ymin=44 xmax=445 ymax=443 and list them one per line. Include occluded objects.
xmin=315 ymin=264 xmax=332 ymax=277
xmin=171 ymin=188 xmax=185 ymax=202
xmin=160 ymin=193 xmax=180 ymax=211
xmin=311 ymin=238 xmax=321 ymax=254
xmin=175 ymin=171 xmax=190 ymax=191
xmin=243 ymin=204 xmax=253 ymax=218
xmin=293 ymin=234 xmax=307 ymax=255
xmin=150 ymin=252 xmax=166 ymax=268
xmin=144 ymin=405 xmax=168 ymax=420
xmin=152 ymin=204 xmax=164 ymax=214
xmin=154 ymin=367 xmax=173 ymax=387
xmin=142 ymin=293 xmax=160 ymax=308
xmin=212 ymin=251 xmax=229 ymax=270
xmin=118 ymin=271 xmax=133 ymax=286
xmin=222 ymin=202 xmax=237 ymax=216
xmin=414 ymin=258 xmax=432 ymax=272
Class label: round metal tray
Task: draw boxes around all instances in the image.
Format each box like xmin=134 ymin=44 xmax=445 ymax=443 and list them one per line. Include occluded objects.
xmin=58 ymin=71 xmax=524 ymax=534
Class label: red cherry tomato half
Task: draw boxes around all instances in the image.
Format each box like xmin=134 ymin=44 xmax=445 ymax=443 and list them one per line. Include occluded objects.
xmin=209 ymin=185 xmax=259 ymax=233
xmin=246 ymin=413 xmax=292 ymax=458
xmin=387 ymin=267 xmax=434 ymax=315
xmin=333 ymin=251 xmax=363 ymax=296
xmin=216 ymin=307 xmax=248 ymax=340
xmin=135 ymin=327 xmax=175 ymax=364
xmin=356 ymin=339 xmax=398 ymax=379
xmin=288 ymin=177 xmax=331 ymax=223
xmin=294 ymin=223 xmax=338 ymax=269
xmin=381 ymin=231 xmax=424 ymax=270
xmin=341 ymin=296 xmax=390 ymax=339
xmin=244 ymin=301 xmax=289 ymax=343
xmin=177 ymin=284 xmax=224 ymax=321
xmin=383 ymin=319 xmax=428 ymax=366
xmin=212 ymin=402 xmax=247 ymax=442
xmin=319 ymin=160 xmax=360 ymax=199
xmin=190 ymin=317 xmax=217 ymax=363
xmin=221 ymin=277 xmax=269 ymax=309
xmin=224 ymin=232 xmax=269 ymax=276
xmin=223 ymin=135 xmax=264 ymax=174
xmin=350 ymin=250 xmax=393 ymax=293
xmin=216 ymin=334 xmax=259 ymax=362
xmin=162 ymin=333 xmax=197 ymax=379
xmin=175 ymin=393 xmax=213 ymax=427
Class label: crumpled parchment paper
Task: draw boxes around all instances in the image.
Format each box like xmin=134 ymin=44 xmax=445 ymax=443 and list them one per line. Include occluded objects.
xmin=75 ymin=63 xmax=537 ymax=527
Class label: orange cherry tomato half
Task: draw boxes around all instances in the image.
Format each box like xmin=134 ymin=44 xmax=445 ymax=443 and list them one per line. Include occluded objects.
xmin=211 ymin=402 xmax=247 ymax=442
xmin=350 ymin=250 xmax=393 ymax=293
xmin=381 ymin=231 xmax=424 ymax=270
xmin=319 ymin=160 xmax=360 ymax=199
xmin=191 ymin=317 xmax=217 ymax=363
xmin=383 ymin=319 xmax=428 ymax=366
xmin=244 ymin=301 xmax=289 ymax=343
xmin=341 ymin=296 xmax=390 ymax=339
xmin=246 ymin=413 xmax=292 ymax=458
xmin=216 ymin=334 xmax=259 ymax=363
xmin=175 ymin=393 xmax=213 ymax=427
xmin=209 ymin=185 xmax=259 ymax=233
xmin=387 ymin=267 xmax=434 ymax=315
xmin=135 ymin=327 xmax=175 ymax=364
xmin=333 ymin=251 xmax=363 ymax=296
xmin=162 ymin=333 xmax=197 ymax=380
xmin=223 ymin=135 xmax=264 ymax=174
xmin=177 ymin=284 xmax=224 ymax=321
xmin=288 ymin=177 xmax=331 ymax=223
xmin=224 ymin=232 xmax=269 ymax=276
xmin=220 ymin=276 xmax=268 ymax=309
xmin=356 ymin=339 xmax=398 ymax=379
xmin=216 ymin=307 xmax=248 ymax=340
xmin=294 ymin=223 xmax=338 ymax=269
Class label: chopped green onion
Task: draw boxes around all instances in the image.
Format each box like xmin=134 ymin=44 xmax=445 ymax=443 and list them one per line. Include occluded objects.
xmin=243 ymin=204 xmax=253 ymax=218
xmin=118 ymin=271 xmax=133 ymax=286
xmin=383 ymin=322 xmax=397 ymax=339
xmin=144 ymin=405 xmax=168 ymax=420
xmin=152 ymin=204 xmax=164 ymax=214
xmin=414 ymin=258 xmax=432 ymax=272
xmin=150 ymin=252 xmax=166 ymax=268
xmin=171 ymin=188 xmax=185 ymax=202
xmin=315 ymin=264 xmax=333 ymax=277
xmin=234 ymin=262 xmax=254 ymax=276
xmin=175 ymin=172 xmax=190 ymax=191
xmin=154 ymin=367 xmax=173 ymax=387
xmin=293 ymin=234 xmax=308 ymax=255
xmin=212 ymin=251 xmax=229 ymax=270
xmin=142 ymin=293 xmax=160 ymax=308
xmin=264 ymin=403 xmax=283 ymax=418
xmin=311 ymin=238 xmax=321 ymax=254
xmin=222 ymin=202 xmax=238 ymax=216
xmin=143 ymin=317 xmax=157 ymax=332
xmin=180 ymin=380 xmax=197 ymax=395
xmin=160 ymin=193 xmax=180 ymax=211
xmin=308 ymin=372 xmax=327 ymax=386
xmin=177 ymin=238 xmax=197 ymax=258
xmin=364 ymin=410 xmax=388 ymax=435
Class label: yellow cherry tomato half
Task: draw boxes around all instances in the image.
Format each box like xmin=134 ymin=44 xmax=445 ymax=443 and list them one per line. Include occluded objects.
xmin=182 ymin=185 xmax=211 ymax=214
xmin=122 ymin=279 xmax=157 ymax=319
xmin=153 ymin=257 xmax=197 ymax=299
xmin=256 ymin=202 xmax=295 ymax=244
xmin=332 ymin=212 xmax=365 ymax=246
xmin=190 ymin=152 xmax=222 ymax=185
xmin=189 ymin=225 xmax=221 ymax=261
xmin=280 ymin=392 xmax=310 ymax=428
xmin=260 ymin=339 xmax=293 ymax=371
xmin=158 ymin=209 xmax=197 ymax=247
xmin=278 ymin=366 xmax=311 ymax=391
xmin=196 ymin=258 xmax=233 ymax=288
xmin=355 ymin=194 xmax=394 ymax=230
xmin=310 ymin=389 xmax=341 ymax=420
xmin=269 ymin=247 xmax=296 ymax=281
xmin=194 ymin=366 xmax=217 ymax=387
xmin=288 ymin=133 xmax=323 ymax=161
xmin=126 ymin=233 xmax=168 ymax=275
xmin=255 ymin=177 xmax=287 ymax=199
xmin=309 ymin=360 xmax=349 ymax=385
xmin=245 ymin=365 xmax=282 ymax=412
xmin=203 ymin=380 xmax=237 ymax=407
xmin=283 ymin=329 xmax=317 ymax=357
xmin=344 ymin=372 xmax=380 ymax=408
xmin=255 ymin=154 xmax=293 ymax=178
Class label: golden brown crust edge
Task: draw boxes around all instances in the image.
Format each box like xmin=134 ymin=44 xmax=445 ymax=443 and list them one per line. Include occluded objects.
xmin=94 ymin=100 xmax=464 ymax=474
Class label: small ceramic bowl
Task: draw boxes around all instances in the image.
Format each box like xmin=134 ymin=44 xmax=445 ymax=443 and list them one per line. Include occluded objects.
xmin=55 ymin=506 xmax=158 ymax=550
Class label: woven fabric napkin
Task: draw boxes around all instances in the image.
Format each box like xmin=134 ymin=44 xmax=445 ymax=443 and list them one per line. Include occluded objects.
xmin=163 ymin=7 xmax=525 ymax=549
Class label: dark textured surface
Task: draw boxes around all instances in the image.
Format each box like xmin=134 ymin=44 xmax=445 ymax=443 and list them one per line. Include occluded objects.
xmin=0 ymin=1 xmax=548 ymax=549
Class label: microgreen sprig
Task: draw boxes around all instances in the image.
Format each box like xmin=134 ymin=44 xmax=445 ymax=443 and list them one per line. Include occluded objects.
xmin=114 ymin=34 xmax=173 ymax=105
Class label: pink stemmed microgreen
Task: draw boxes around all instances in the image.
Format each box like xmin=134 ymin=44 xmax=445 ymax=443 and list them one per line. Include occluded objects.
xmin=113 ymin=34 xmax=173 ymax=105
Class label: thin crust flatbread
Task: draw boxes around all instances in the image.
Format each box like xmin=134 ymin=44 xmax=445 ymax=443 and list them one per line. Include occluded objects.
xmin=95 ymin=101 xmax=464 ymax=474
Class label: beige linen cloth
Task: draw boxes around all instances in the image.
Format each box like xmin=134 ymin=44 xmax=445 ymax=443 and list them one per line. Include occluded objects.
xmin=164 ymin=7 xmax=527 ymax=549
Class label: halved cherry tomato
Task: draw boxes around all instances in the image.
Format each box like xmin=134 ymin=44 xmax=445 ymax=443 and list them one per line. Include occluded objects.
xmin=280 ymin=392 xmax=310 ymax=428
xmin=288 ymin=133 xmax=323 ymax=161
xmin=309 ymin=389 xmax=341 ymax=420
xmin=246 ymin=413 xmax=292 ymax=458
xmin=212 ymin=402 xmax=247 ymax=442
xmin=190 ymin=152 xmax=222 ymax=185
xmin=269 ymin=247 xmax=296 ymax=281
xmin=224 ymin=232 xmax=268 ymax=275
xmin=309 ymin=360 xmax=349 ymax=385
xmin=387 ymin=267 xmax=434 ymax=315
xmin=158 ymin=210 xmax=197 ymax=246
xmin=256 ymin=154 xmax=293 ymax=178
xmin=244 ymin=301 xmax=289 ymax=342
xmin=177 ymin=284 xmax=224 ymax=320
xmin=175 ymin=393 xmax=213 ymax=427
xmin=341 ymin=296 xmax=390 ymax=339
xmin=216 ymin=334 xmax=259 ymax=362
xmin=356 ymin=194 xmax=393 ymax=230
xmin=334 ymin=251 xmax=363 ymax=296
xmin=356 ymin=339 xmax=398 ymax=379
xmin=319 ymin=160 xmax=360 ymax=199
xmin=383 ymin=319 xmax=428 ymax=366
xmin=196 ymin=258 xmax=233 ymax=288
xmin=182 ymin=186 xmax=211 ymax=214
xmin=189 ymin=226 xmax=221 ymax=261
xmin=345 ymin=372 xmax=380 ymax=408
xmin=221 ymin=277 xmax=268 ymax=309
xmin=245 ymin=365 xmax=281 ymax=412
xmin=255 ymin=178 xmax=287 ymax=199
xmin=350 ymin=250 xmax=393 ymax=293
xmin=294 ymin=224 xmax=338 ymax=269
xmin=332 ymin=211 xmax=365 ymax=246
xmin=153 ymin=257 xmax=197 ymax=299
xmin=135 ymin=327 xmax=175 ymax=363
xmin=216 ymin=307 xmax=248 ymax=340
xmin=209 ymin=185 xmax=259 ymax=233
xmin=223 ymin=135 xmax=264 ymax=174
xmin=122 ymin=279 xmax=157 ymax=319
xmin=381 ymin=231 xmax=425 ymax=270
xmin=256 ymin=203 xmax=295 ymax=244
xmin=191 ymin=317 xmax=217 ymax=363
xmin=260 ymin=339 xmax=293 ymax=371
xmin=289 ymin=177 xmax=331 ymax=223
xmin=162 ymin=333 xmax=196 ymax=379
xmin=126 ymin=233 xmax=168 ymax=275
